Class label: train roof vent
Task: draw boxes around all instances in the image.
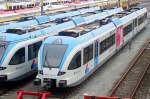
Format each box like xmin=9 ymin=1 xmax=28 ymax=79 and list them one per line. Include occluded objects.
xmin=99 ymin=18 xmax=111 ymax=26
xmin=55 ymin=17 xmax=70 ymax=24
xmin=5 ymin=29 xmax=26 ymax=35
xmin=59 ymin=31 xmax=79 ymax=38
xmin=17 ymin=16 xmax=33 ymax=22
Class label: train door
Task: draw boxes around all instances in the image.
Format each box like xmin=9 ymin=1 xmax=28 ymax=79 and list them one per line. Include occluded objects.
xmin=116 ymin=26 xmax=123 ymax=50
xmin=133 ymin=18 xmax=138 ymax=36
xmin=137 ymin=15 xmax=145 ymax=32
xmin=68 ymin=51 xmax=83 ymax=84
xmin=144 ymin=12 xmax=148 ymax=25
xmin=28 ymin=41 xmax=42 ymax=72
xmin=7 ymin=47 xmax=28 ymax=80
xmin=83 ymin=44 xmax=94 ymax=74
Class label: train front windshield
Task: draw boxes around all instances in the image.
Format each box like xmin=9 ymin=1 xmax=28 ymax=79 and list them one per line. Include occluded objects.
xmin=43 ymin=44 xmax=67 ymax=68
xmin=0 ymin=42 xmax=7 ymax=62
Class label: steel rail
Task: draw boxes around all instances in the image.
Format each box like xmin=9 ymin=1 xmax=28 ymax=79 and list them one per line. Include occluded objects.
xmin=130 ymin=63 xmax=150 ymax=98
xmin=109 ymin=39 xmax=150 ymax=97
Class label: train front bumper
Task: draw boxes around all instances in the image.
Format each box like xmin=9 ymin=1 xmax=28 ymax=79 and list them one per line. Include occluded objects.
xmin=34 ymin=77 xmax=67 ymax=88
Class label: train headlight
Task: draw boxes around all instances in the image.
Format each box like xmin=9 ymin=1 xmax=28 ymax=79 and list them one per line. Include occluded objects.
xmin=33 ymin=78 xmax=41 ymax=85
xmin=0 ymin=67 xmax=7 ymax=70
xmin=0 ymin=75 xmax=7 ymax=81
xmin=57 ymin=71 xmax=66 ymax=76
xmin=38 ymin=70 xmax=43 ymax=74
xmin=59 ymin=80 xmax=67 ymax=87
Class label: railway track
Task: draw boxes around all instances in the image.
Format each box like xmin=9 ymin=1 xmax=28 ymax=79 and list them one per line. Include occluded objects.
xmin=109 ymin=39 xmax=150 ymax=99
xmin=0 ymin=73 xmax=37 ymax=98
xmin=0 ymin=1 xmax=149 ymax=99
xmin=134 ymin=63 xmax=150 ymax=99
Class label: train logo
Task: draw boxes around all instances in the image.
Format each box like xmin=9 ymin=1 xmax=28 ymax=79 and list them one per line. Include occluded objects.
xmin=116 ymin=26 xmax=123 ymax=49
xmin=85 ymin=64 xmax=90 ymax=74
xmin=31 ymin=59 xmax=37 ymax=69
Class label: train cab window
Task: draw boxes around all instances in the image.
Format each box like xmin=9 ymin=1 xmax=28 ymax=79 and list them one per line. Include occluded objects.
xmin=68 ymin=51 xmax=81 ymax=70
xmin=28 ymin=41 xmax=42 ymax=60
xmin=43 ymin=44 xmax=67 ymax=68
xmin=83 ymin=44 xmax=93 ymax=65
xmin=123 ymin=23 xmax=133 ymax=36
xmin=9 ymin=48 xmax=25 ymax=65
xmin=100 ymin=34 xmax=115 ymax=54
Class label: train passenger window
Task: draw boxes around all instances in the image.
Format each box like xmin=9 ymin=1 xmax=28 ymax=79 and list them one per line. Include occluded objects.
xmin=95 ymin=41 xmax=99 ymax=57
xmin=123 ymin=23 xmax=133 ymax=36
xmin=20 ymin=5 xmax=23 ymax=9
xmin=145 ymin=13 xmax=147 ymax=19
xmin=134 ymin=19 xmax=138 ymax=28
xmin=9 ymin=6 xmax=12 ymax=10
xmin=9 ymin=48 xmax=25 ymax=65
xmin=138 ymin=16 xmax=145 ymax=25
xmin=17 ymin=5 xmax=19 ymax=9
xmin=83 ymin=44 xmax=93 ymax=65
xmin=68 ymin=51 xmax=81 ymax=70
xmin=28 ymin=41 xmax=42 ymax=60
xmin=100 ymin=34 xmax=115 ymax=54
xmin=13 ymin=6 xmax=16 ymax=10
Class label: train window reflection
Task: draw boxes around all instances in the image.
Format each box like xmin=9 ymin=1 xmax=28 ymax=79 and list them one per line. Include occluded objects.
xmin=0 ymin=46 xmax=6 ymax=61
xmin=68 ymin=51 xmax=81 ymax=70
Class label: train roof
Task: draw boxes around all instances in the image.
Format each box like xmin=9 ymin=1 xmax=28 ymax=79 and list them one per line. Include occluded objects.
xmin=0 ymin=7 xmax=123 ymax=43
xmin=113 ymin=7 xmax=147 ymax=26
xmin=58 ymin=7 xmax=146 ymax=38
xmin=0 ymin=7 xmax=100 ymax=32
xmin=43 ymin=7 xmax=147 ymax=48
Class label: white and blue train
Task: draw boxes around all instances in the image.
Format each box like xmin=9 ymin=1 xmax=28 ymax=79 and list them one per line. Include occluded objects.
xmin=35 ymin=7 xmax=147 ymax=88
xmin=0 ymin=6 xmax=101 ymax=32
xmin=0 ymin=8 xmax=122 ymax=82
